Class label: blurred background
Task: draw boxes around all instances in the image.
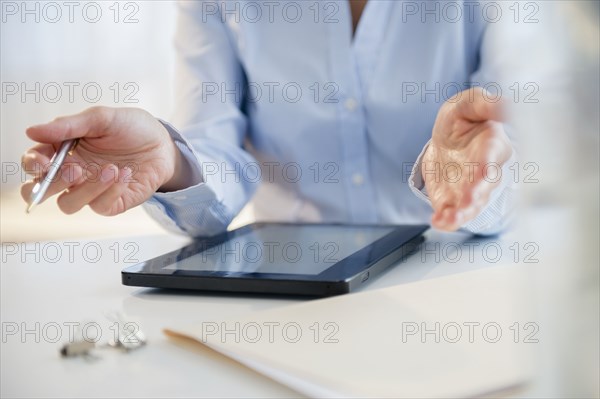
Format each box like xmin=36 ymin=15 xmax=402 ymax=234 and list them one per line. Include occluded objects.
xmin=1 ymin=1 xmax=177 ymax=241
xmin=1 ymin=2 xmax=599 ymax=395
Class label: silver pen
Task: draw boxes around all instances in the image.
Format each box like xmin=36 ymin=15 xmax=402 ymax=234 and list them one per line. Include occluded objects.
xmin=26 ymin=139 xmax=79 ymax=214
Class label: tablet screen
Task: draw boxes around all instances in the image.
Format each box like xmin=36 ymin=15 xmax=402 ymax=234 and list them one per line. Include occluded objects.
xmin=164 ymin=224 xmax=394 ymax=275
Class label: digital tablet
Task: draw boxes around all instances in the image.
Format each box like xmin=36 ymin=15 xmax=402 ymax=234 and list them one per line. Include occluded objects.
xmin=122 ymin=223 xmax=428 ymax=297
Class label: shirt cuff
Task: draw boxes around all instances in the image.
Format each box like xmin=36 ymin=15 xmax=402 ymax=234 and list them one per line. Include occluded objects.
xmin=408 ymin=140 xmax=518 ymax=234
xmin=143 ymin=181 xmax=223 ymax=236
xmin=141 ymin=120 xmax=223 ymax=235
xmin=408 ymin=140 xmax=432 ymax=205
xmin=158 ymin=119 xmax=204 ymax=187
xmin=460 ymin=150 xmax=518 ymax=234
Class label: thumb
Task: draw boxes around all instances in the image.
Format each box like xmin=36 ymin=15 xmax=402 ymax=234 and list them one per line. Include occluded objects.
xmin=26 ymin=106 xmax=115 ymax=144
xmin=453 ymin=87 xmax=504 ymax=123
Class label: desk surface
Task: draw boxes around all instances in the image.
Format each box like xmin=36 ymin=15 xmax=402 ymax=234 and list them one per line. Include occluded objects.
xmin=0 ymin=216 xmax=567 ymax=398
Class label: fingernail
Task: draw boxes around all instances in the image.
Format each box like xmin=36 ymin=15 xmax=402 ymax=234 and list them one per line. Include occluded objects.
xmin=23 ymin=153 xmax=37 ymax=168
xmin=101 ymin=166 xmax=116 ymax=183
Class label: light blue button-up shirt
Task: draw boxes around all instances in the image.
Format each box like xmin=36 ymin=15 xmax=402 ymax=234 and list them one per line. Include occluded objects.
xmin=144 ymin=0 xmax=517 ymax=237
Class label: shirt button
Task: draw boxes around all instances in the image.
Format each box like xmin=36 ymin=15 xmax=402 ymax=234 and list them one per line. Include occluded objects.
xmin=174 ymin=195 xmax=187 ymax=201
xmin=352 ymin=173 xmax=364 ymax=186
xmin=344 ymin=98 xmax=358 ymax=112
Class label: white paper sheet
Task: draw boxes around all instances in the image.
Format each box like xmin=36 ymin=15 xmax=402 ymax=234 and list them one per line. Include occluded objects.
xmin=165 ymin=266 xmax=536 ymax=398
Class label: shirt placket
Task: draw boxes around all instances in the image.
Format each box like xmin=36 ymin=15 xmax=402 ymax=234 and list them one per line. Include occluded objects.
xmin=326 ymin=1 xmax=390 ymax=223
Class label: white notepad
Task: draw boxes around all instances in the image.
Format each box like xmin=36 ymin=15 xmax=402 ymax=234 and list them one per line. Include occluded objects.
xmin=165 ymin=266 xmax=536 ymax=398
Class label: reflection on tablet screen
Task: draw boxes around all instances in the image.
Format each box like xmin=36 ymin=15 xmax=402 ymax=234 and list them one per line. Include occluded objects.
xmin=164 ymin=225 xmax=394 ymax=275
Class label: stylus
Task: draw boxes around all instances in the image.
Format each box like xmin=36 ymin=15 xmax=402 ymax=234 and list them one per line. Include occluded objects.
xmin=26 ymin=139 xmax=79 ymax=214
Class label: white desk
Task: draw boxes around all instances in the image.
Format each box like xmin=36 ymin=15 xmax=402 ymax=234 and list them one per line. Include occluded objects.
xmin=0 ymin=213 xmax=580 ymax=398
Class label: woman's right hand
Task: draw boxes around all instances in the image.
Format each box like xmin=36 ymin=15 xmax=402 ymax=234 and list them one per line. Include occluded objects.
xmin=21 ymin=106 xmax=191 ymax=216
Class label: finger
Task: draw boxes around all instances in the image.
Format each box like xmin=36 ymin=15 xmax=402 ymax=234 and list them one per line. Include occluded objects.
xmin=453 ymin=87 xmax=504 ymax=123
xmin=435 ymin=177 xmax=496 ymax=231
xmin=21 ymin=144 xmax=57 ymax=178
xmin=430 ymin=180 xmax=475 ymax=231
xmin=56 ymin=164 xmax=118 ymax=215
xmin=459 ymin=156 xmax=505 ymax=208
xmin=88 ymin=168 xmax=130 ymax=216
xmin=426 ymin=177 xmax=460 ymax=224
xmin=430 ymin=196 xmax=461 ymax=231
xmin=20 ymin=164 xmax=84 ymax=205
xmin=432 ymin=206 xmax=461 ymax=231
xmin=457 ymin=179 xmax=495 ymax=221
xmin=440 ymin=166 xmax=504 ymax=231
xmin=26 ymin=106 xmax=115 ymax=144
